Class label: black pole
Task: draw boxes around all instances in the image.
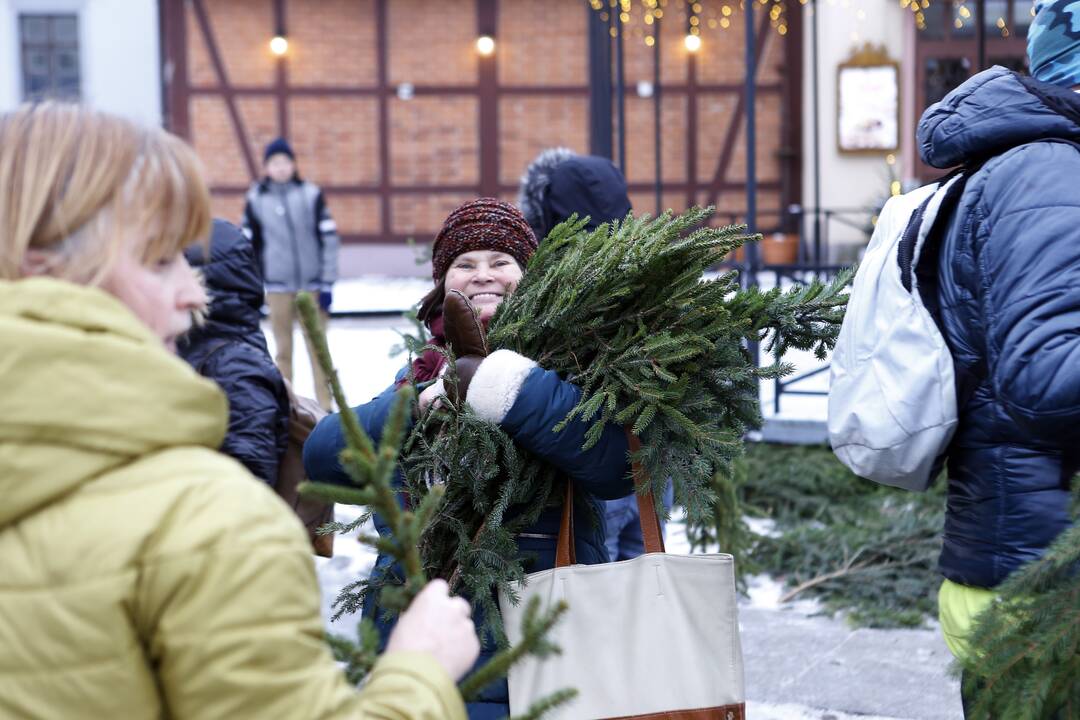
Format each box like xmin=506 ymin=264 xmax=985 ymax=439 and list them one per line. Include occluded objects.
xmin=745 ymin=0 xmax=760 ymax=373
xmin=976 ymin=0 xmax=987 ymax=71
xmin=615 ymin=7 xmax=627 ymax=173
xmin=745 ymin=2 xmax=757 ymax=251
xmin=653 ymin=16 xmax=662 ymax=213
xmin=587 ymin=5 xmax=614 ymax=159
xmin=811 ymin=0 xmax=821 ymax=264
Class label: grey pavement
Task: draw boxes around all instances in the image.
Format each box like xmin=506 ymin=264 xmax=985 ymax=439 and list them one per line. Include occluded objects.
xmin=741 ymin=606 xmax=962 ymax=719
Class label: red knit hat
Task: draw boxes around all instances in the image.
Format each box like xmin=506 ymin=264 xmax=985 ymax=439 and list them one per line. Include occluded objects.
xmin=431 ymin=198 xmax=538 ymax=280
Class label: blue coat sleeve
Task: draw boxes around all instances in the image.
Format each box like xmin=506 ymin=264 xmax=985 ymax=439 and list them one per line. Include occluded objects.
xmin=302 ymin=382 xmax=407 ymax=487
xmin=979 ymin=143 xmax=1080 ymax=444
xmin=500 ymin=366 xmax=632 ymax=500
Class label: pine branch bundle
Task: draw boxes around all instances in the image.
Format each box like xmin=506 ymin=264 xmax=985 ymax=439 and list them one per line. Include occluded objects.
xmin=487 ymin=209 xmax=851 ymax=518
xmin=395 ymin=208 xmax=851 ymax=637
xmin=402 ymin=393 xmax=560 ymax=636
xmin=956 ymin=485 xmax=1079 ymax=720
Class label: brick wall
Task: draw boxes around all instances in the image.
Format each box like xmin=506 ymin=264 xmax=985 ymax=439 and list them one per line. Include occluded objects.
xmin=170 ymin=0 xmax=797 ymax=262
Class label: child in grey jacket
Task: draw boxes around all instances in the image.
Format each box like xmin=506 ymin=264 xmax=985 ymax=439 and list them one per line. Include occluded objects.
xmin=242 ymin=137 xmax=339 ymax=410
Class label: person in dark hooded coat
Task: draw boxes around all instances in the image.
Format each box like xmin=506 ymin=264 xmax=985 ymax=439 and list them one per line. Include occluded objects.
xmin=917 ymin=2 xmax=1079 ymax=713
xmin=516 ymin=147 xmax=633 ymax=242
xmin=180 ymin=219 xmax=290 ymax=485
xmin=517 ymin=149 xmax=674 ymax=561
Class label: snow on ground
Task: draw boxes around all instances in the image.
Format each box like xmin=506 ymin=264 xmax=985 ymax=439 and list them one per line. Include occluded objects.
xmin=328 ymin=275 xmax=432 ymax=315
xmin=747 ymin=703 xmax=909 ymax=720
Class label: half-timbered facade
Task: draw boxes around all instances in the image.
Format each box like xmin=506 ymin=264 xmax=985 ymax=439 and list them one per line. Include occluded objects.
xmin=159 ymin=0 xmax=803 ymax=272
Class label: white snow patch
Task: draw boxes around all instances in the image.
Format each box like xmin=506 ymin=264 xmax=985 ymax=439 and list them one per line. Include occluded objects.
xmin=315 ymin=505 xmax=378 ymax=629
xmin=329 ymin=275 xmax=431 ymax=314
xmin=747 ymin=702 xmax=912 ymax=720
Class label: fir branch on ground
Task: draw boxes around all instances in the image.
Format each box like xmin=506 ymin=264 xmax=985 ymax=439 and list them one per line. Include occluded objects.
xmin=691 ymin=442 xmax=946 ymax=628
xmin=955 ymin=482 xmax=1079 ymax=720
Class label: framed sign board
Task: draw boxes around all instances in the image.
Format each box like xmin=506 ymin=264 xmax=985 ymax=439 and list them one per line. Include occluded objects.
xmin=837 ymin=44 xmax=899 ymax=154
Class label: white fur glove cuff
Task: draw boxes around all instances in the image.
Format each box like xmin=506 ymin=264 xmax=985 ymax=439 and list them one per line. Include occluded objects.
xmin=464 ymin=349 xmax=538 ymax=424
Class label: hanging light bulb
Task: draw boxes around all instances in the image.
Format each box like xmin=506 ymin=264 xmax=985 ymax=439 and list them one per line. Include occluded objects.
xmin=684 ymin=33 xmax=702 ymax=51
xmin=476 ymin=35 xmax=496 ymax=56
xmin=270 ymin=34 xmax=289 ymax=56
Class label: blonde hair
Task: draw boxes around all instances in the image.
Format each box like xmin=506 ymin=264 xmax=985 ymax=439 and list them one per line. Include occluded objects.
xmin=0 ymin=102 xmax=211 ymax=283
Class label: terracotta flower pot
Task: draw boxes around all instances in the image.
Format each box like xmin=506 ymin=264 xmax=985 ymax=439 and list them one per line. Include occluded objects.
xmin=761 ymin=232 xmax=799 ymax=266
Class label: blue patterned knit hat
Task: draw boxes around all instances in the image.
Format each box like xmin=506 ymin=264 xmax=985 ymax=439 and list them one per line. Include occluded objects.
xmin=1028 ymin=0 xmax=1080 ymax=87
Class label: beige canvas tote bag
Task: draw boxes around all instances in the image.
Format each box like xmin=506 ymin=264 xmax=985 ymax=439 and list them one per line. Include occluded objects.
xmin=498 ymin=433 xmax=746 ymax=719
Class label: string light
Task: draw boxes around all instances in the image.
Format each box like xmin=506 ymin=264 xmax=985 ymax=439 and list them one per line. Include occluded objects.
xmin=269 ymin=35 xmax=288 ymax=56
xmin=476 ymin=35 xmax=496 ymax=56
xmin=581 ymin=0 xmax=798 ymax=48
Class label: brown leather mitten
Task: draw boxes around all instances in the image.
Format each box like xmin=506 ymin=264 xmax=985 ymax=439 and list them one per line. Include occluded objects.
xmin=442 ymin=290 xmax=490 ymax=403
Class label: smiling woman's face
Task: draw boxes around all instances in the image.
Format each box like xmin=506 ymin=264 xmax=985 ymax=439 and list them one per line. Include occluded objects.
xmin=443 ymin=249 xmax=523 ymax=321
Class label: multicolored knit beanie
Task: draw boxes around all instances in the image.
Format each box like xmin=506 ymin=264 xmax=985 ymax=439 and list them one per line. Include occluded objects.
xmin=1028 ymin=0 xmax=1080 ymax=88
xmin=430 ymin=198 xmax=538 ymax=280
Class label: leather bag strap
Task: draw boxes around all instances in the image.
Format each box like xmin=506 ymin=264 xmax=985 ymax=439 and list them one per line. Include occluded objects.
xmin=555 ymin=428 xmax=665 ymax=568
xmin=627 ymin=432 xmax=666 ymax=555
xmin=555 ymin=480 xmax=577 ymax=567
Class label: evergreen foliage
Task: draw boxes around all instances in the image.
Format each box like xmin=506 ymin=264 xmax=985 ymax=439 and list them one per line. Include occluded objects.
xmin=390 ymin=208 xmax=851 ymax=639
xmin=458 ymin=598 xmax=572 ymax=701
xmin=956 ymin=484 xmax=1079 ymax=720
xmin=325 ymin=620 xmax=381 ymax=684
xmin=689 ymin=443 xmax=945 ymax=628
xmin=295 ymin=294 xmax=574 ymax=715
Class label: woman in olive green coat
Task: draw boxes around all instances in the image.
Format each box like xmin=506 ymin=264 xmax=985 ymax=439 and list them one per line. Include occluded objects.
xmin=0 ymin=103 xmax=478 ymax=720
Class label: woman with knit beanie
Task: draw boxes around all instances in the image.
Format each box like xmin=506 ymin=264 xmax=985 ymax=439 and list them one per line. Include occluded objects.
xmin=304 ymin=198 xmax=634 ymax=719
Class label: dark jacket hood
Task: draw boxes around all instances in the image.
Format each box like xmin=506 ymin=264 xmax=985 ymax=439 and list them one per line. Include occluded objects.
xmin=517 ymin=151 xmax=632 ymax=240
xmin=184 ymin=219 xmax=265 ymax=338
xmin=918 ymin=66 xmax=1080 ymax=169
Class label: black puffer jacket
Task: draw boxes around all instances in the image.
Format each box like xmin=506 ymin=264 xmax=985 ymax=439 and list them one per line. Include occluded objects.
xmin=917 ymin=67 xmax=1079 ymax=588
xmin=180 ymin=220 xmax=289 ymax=485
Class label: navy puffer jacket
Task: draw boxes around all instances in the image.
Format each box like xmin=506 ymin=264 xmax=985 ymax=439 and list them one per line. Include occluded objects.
xmin=180 ymin=220 xmax=290 ymax=485
xmin=917 ymin=67 xmax=1079 ymax=589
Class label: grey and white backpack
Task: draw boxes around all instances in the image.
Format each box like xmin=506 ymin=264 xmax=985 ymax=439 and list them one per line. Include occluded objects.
xmin=828 ymin=174 xmax=968 ymax=491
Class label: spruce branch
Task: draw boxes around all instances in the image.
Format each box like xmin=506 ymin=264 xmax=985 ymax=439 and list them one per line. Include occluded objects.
xmin=509 ymin=689 xmax=581 ymax=720
xmin=297 ymin=292 xmax=428 ymax=599
xmin=954 ymin=481 xmax=1080 ymax=720
xmin=459 ymin=598 xmax=570 ymax=701
xmin=325 ymin=619 xmax=381 ymax=685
